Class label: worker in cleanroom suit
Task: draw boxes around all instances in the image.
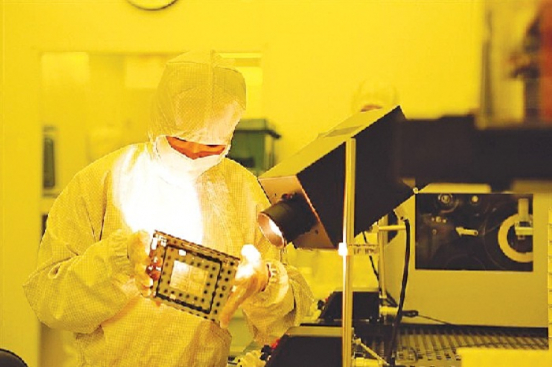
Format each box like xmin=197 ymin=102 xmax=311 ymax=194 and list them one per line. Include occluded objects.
xmin=24 ymin=50 xmax=314 ymax=367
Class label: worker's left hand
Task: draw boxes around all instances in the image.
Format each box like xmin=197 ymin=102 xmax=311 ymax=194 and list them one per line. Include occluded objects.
xmin=219 ymin=244 xmax=270 ymax=329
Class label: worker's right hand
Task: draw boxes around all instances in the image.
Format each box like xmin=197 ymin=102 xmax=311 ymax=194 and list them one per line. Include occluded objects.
xmin=126 ymin=230 xmax=152 ymax=297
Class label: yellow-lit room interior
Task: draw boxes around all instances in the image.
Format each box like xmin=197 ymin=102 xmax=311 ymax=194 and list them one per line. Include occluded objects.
xmin=2 ymin=1 xmax=552 ymax=366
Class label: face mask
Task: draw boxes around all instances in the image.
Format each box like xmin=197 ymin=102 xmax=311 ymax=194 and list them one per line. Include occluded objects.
xmin=153 ymin=136 xmax=227 ymax=185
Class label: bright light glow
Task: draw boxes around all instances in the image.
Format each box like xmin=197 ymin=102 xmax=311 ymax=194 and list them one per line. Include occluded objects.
xmin=267 ymin=219 xmax=283 ymax=240
xmin=241 ymin=244 xmax=261 ymax=264
xmin=170 ymin=261 xmax=208 ymax=298
xmin=338 ymin=242 xmax=348 ymax=257
xmin=151 ymin=237 xmax=158 ymax=250
xmin=236 ymin=244 xmax=261 ymax=281
xmin=236 ymin=263 xmax=255 ymax=280
xmin=111 ymin=150 xmax=204 ymax=244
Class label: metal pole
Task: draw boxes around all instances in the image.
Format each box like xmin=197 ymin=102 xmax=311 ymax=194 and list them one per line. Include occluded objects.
xmin=378 ymin=215 xmax=389 ymax=310
xmin=340 ymin=138 xmax=356 ymax=367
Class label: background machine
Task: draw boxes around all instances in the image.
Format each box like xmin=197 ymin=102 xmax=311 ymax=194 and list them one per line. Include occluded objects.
xmin=254 ymin=106 xmax=552 ymax=367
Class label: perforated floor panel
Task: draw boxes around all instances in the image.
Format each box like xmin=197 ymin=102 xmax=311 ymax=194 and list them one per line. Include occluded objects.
xmin=361 ymin=324 xmax=548 ymax=367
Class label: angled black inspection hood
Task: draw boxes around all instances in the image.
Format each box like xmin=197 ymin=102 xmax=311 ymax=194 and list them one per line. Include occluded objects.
xmin=258 ymin=106 xmax=417 ymax=249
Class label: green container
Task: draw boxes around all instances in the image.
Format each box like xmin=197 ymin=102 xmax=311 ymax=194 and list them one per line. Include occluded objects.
xmin=229 ymin=119 xmax=281 ymax=176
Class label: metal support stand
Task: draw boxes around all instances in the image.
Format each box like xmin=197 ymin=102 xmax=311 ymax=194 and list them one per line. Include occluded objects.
xmin=376 ymin=222 xmax=406 ymax=319
xmin=339 ymin=138 xmax=407 ymax=366
xmin=339 ymin=138 xmax=356 ymax=367
xmin=377 ymin=215 xmax=389 ymax=310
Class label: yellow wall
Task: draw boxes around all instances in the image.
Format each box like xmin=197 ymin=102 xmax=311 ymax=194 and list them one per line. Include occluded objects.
xmin=3 ymin=3 xmax=43 ymax=366
xmin=2 ymin=1 xmax=484 ymax=365
xmin=1 ymin=0 xmax=5 ymax=358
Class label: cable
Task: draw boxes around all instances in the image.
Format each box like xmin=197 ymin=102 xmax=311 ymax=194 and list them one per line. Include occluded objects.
xmin=363 ymin=231 xmax=398 ymax=308
xmin=385 ymin=218 xmax=411 ymax=365
xmin=368 ymin=253 xmax=379 ymax=278
xmin=414 ymin=314 xmax=456 ymax=326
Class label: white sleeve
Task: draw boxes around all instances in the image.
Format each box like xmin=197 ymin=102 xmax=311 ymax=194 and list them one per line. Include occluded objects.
xmin=23 ymin=171 xmax=136 ymax=334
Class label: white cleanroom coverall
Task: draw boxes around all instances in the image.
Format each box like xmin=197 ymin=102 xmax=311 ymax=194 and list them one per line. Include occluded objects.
xmin=24 ymin=50 xmax=313 ymax=367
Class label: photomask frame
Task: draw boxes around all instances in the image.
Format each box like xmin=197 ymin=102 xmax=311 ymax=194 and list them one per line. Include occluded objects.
xmin=146 ymin=230 xmax=240 ymax=322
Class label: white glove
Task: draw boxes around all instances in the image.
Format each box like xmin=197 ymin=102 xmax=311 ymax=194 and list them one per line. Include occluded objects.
xmin=126 ymin=230 xmax=153 ymax=296
xmin=236 ymin=350 xmax=265 ymax=367
xmin=219 ymin=244 xmax=270 ymax=328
